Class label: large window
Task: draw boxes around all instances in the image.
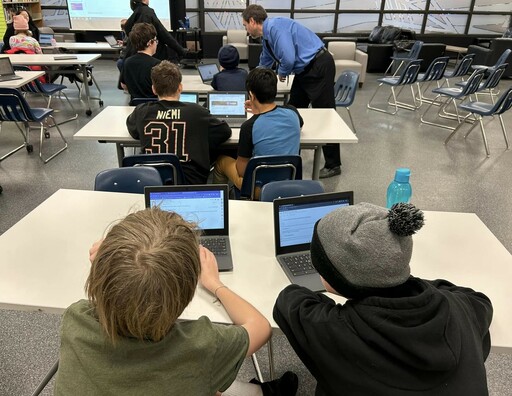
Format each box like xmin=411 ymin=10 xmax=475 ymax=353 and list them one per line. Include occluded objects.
xmin=189 ymin=0 xmax=512 ymax=35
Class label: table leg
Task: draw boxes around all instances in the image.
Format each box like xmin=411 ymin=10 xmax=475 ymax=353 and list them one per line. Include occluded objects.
xmin=81 ymin=64 xmax=92 ymax=116
xmin=268 ymin=336 xmax=275 ymax=380
xmin=312 ymin=146 xmax=322 ymax=180
xmin=116 ymin=143 xmax=125 ymax=167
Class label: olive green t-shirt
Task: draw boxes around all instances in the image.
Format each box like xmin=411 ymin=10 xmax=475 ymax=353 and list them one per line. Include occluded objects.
xmin=54 ymin=300 xmax=249 ymax=396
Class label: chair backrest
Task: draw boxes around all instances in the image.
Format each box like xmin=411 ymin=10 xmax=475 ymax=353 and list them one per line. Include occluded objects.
xmin=480 ymin=63 xmax=508 ymax=91
xmin=226 ymin=30 xmax=248 ymax=44
xmin=334 ymin=70 xmax=359 ymax=107
xmin=418 ymin=56 xmax=450 ymax=82
xmin=408 ymin=40 xmax=424 ymax=60
xmin=129 ymin=97 xmax=158 ymax=106
xmin=94 ymin=167 xmax=163 ymax=194
xmin=459 ymin=68 xmax=487 ymax=97
xmin=446 ymin=53 xmax=475 ymax=78
xmin=122 ymin=153 xmax=186 ymax=185
xmin=494 ymin=48 xmax=512 ymax=68
xmin=0 ymin=87 xmax=37 ymax=122
xmin=491 ymin=87 xmax=512 ymax=116
xmin=260 ymin=180 xmax=325 ymax=202
xmin=239 ymin=155 xmax=303 ymax=200
xmin=396 ymin=59 xmax=422 ymax=85
xmin=328 ymin=41 xmax=356 ymax=60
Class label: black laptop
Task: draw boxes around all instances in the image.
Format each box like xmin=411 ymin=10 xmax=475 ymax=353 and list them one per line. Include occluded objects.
xmin=197 ymin=63 xmax=219 ymax=83
xmin=0 ymin=57 xmax=22 ymax=82
xmin=104 ymin=35 xmax=123 ymax=49
xmin=273 ymin=191 xmax=354 ymax=291
xmin=144 ymin=184 xmax=233 ymax=271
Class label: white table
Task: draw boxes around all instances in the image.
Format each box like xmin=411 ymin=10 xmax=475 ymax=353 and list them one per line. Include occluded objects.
xmin=53 ymin=42 xmax=120 ymax=52
xmin=0 ymin=189 xmax=511 ymax=354
xmin=73 ymin=106 xmax=358 ymax=179
xmin=0 ymin=71 xmax=45 ymax=89
xmin=7 ymin=53 xmax=102 ymax=115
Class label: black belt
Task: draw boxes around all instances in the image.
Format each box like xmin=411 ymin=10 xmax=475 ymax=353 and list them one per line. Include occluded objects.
xmin=313 ymin=47 xmax=328 ymax=60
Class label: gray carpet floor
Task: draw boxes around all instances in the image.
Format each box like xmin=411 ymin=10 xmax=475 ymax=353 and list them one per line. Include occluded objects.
xmin=0 ymin=58 xmax=511 ymax=395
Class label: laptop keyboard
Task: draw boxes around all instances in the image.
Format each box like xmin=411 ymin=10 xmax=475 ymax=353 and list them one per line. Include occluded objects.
xmin=283 ymin=254 xmax=317 ymax=276
xmin=201 ymin=238 xmax=228 ymax=256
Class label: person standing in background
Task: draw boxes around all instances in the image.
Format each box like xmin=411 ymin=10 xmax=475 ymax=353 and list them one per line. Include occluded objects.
xmin=241 ymin=4 xmax=341 ymax=179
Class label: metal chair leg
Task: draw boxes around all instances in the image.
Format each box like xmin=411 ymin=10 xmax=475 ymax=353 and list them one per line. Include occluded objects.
xmin=345 ymin=107 xmax=357 ymax=134
xmin=31 ymin=359 xmax=59 ymax=396
xmin=39 ymin=116 xmax=68 ymax=163
xmin=498 ymin=114 xmax=510 ymax=150
xmin=251 ymin=354 xmax=264 ymax=383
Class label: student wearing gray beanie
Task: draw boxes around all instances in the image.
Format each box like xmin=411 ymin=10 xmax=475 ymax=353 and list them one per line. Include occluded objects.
xmin=274 ymin=202 xmax=493 ymax=396
xmin=211 ymin=45 xmax=248 ymax=91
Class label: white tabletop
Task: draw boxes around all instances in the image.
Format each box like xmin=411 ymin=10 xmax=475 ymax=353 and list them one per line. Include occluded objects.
xmin=181 ymin=74 xmax=293 ymax=94
xmin=53 ymin=42 xmax=120 ymax=52
xmin=7 ymin=53 xmax=101 ymax=66
xmin=0 ymin=71 xmax=45 ymax=89
xmin=73 ymin=106 xmax=358 ymax=145
xmin=0 ymin=189 xmax=510 ymax=352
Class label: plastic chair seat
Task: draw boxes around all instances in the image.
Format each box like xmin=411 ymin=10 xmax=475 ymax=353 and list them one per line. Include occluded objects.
xmin=30 ymin=108 xmax=54 ymax=120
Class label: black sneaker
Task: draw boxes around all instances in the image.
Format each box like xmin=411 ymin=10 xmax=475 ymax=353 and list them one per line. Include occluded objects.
xmin=319 ymin=166 xmax=341 ymax=179
xmin=250 ymin=371 xmax=299 ymax=396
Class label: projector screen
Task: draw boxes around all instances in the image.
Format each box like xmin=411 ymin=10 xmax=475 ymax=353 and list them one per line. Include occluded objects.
xmin=68 ymin=0 xmax=171 ymax=31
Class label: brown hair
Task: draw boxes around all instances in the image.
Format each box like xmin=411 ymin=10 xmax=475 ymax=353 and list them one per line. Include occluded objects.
xmin=129 ymin=22 xmax=156 ymax=51
xmin=85 ymin=207 xmax=200 ymax=344
xmin=242 ymin=4 xmax=268 ymax=24
xmin=151 ymin=60 xmax=182 ymax=97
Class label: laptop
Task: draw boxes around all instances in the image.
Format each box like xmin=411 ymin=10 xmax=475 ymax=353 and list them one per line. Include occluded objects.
xmin=197 ymin=63 xmax=219 ymax=83
xmin=207 ymin=91 xmax=247 ymax=127
xmin=273 ymin=191 xmax=354 ymax=292
xmin=0 ymin=57 xmax=22 ymax=82
xmin=104 ymin=35 xmax=122 ymax=49
xmin=144 ymin=184 xmax=233 ymax=271
xmin=179 ymin=92 xmax=199 ymax=104
xmin=39 ymin=33 xmax=54 ymax=47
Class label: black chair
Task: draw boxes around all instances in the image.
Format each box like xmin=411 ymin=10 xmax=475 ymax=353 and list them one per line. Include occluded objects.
xmin=467 ymin=38 xmax=512 ymax=78
xmin=122 ymin=153 xmax=187 ymax=185
xmin=129 ymin=97 xmax=158 ymax=106
xmin=260 ymin=180 xmax=324 ymax=202
xmin=0 ymin=87 xmax=67 ymax=163
xmin=94 ymin=167 xmax=163 ymax=193
xmin=236 ymin=155 xmax=303 ymax=200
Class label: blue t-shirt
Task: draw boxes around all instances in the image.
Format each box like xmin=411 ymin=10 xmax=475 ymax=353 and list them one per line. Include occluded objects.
xmin=238 ymin=105 xmax=303 ymax=158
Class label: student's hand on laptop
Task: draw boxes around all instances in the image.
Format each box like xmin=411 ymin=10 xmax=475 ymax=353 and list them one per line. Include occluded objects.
xmin=89 ymin=239 xmax=104 ymax=264
xmin=198 ymin=245 xmax=222 ymax=293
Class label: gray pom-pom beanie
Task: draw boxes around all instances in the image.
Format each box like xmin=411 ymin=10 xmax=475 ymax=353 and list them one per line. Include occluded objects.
xmin=310 ymin=202 xmax=424 ymax=298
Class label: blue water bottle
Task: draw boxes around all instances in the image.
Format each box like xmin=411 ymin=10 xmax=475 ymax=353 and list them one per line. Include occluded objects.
xmin=184 ymin=16 xmax=190 ymax=29
xmin=386 ymin=168 xmax=412 ymax=208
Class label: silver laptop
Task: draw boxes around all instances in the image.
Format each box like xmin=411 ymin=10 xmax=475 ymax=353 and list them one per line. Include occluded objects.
xmin=144 ymin=184 xmax=233 ymax=271
xmin=273 ymin=191 xmax=354 ymax=292
xmin=207 ymin=91 xmax=247 ymax=127
xmin=197 ymin=63 xmax=219 ymax=83
xmin=39 ymin=33 xmax=54 ymax=47
xmin=179 ymin=92 xmax=199 ymax=104
xmin=0 ymin=57 xmax=22 ymax=82
xmin=104 ymin=35 xmax=122 ymax=48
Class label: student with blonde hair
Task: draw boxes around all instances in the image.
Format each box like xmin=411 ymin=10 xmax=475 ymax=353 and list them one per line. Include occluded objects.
xmin=54 ymin=207 xmax=297 ymax=395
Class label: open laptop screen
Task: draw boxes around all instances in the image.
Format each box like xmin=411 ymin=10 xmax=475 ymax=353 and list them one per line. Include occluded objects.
xmin=179 ymin=92 xmax=199 ymax=104
xmin=0 ymin=57 xmax=16 ymax=77
xmin=39 ymin=33 xmax=54 ymax=46
xmin=144 ymin=185 xmax=228 ymax=234
xmin=274 ymin=191 xmax=354 ymax=254
xmin=198 ymin=63 xmax=219 ymax=82
xmin=208 ymin=92 xmax=246 ymax=118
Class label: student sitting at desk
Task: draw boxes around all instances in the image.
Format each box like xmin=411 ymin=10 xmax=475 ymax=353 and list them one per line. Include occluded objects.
xmin=120 ymin=22 xmax=160 ymax=103
xmin=54 ymin=207 xmax=298 ymax=395
xmin=7 ymin=14 xmax=42 ymax=54
xmin=2 ymin=8 xmax=40 ymax=53
xmin=273 ymin=203 xmax=493 ymax=396
xmin=211 ymin=45 xmax=248 ymax=91
xmin=126 ymin=60 xmax=232 ymax=185
xmin=213 ymin=68 xmax=302 ymax=191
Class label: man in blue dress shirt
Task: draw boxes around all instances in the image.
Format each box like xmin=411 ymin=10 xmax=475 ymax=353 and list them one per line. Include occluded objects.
xmin=242 ymin=4 xmax=341 ymax=178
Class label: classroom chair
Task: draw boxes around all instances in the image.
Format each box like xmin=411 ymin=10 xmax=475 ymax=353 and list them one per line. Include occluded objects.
xmin=94 ymin=167 xmax=162 ymax=194
xmin=260 ymin=180 xmax=325 ymax=202
xmin=122 ymin=153 xmax=187 ymax=185
xmin=334 ymin=71 xmax=359 ymax=133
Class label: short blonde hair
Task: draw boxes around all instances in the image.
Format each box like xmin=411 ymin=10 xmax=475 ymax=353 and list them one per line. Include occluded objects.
xmin=86 ymin=207 xmax=200 ymax=344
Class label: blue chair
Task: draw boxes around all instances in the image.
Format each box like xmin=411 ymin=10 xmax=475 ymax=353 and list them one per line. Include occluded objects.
xmin=236 ymin=155 xmax=303 ymax=200
xmin=444 ymin=87 xmax=512 ymax=157
xmin=455 ymin=63 xmax=508 ymax=103
xmin=122 ymin=153 xmax=187 ymax=185
xmin=367 ymin=59 xmax=422 ymax=114
xmin=260 ymin=180 xmax=325 ymax=202
xmin=14 ymin=65 xmax=77 ymax=124
xmin=94 ymin=167 xmax=163 ymax=194
xmin=334 ymin=71 xmax=359 ymax=134
xmin=420 ymin=68 xmax=486 ymax=130
xmin=415 ymin=56 xmax=450 ymax=106
xmin=471 ymin=48 xmax=511 ymax=76
xmin=442 ymin=53 xmax=475 ymax=87
xmin=0 ymin=87 xmax=67 ymax=163
xmin=129 ymin=97 xmax=158 ymax=106
xmin=385 ymin=40 xmax=423 ymax=76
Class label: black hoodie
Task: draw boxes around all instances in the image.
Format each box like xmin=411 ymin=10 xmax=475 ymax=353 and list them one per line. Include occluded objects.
xmin=273 ymin=277 xmax=492 ymax=396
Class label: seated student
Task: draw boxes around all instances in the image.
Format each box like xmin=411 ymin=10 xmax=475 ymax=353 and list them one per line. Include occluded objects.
xmin=213 ymin=68 xmax=303 ymax=190
xmin=2 ymin=8 xmax=40 ymax=53
xmin=116 ymin=18 xmax=129 ymax=73
xmin=126 ymin=60 xmax=232 ymax=185
xmin=54 ymin=207 xmax=298 ymax=395
xmin=7 ymin=14 xmax=42 ymax=54
xmin=273 ymin=203 xmax=494 ymax=396
xmin=211 ymin=45 xmax=248 ymax=91
xmin=120 ymin=22 xmax=160 ymax=102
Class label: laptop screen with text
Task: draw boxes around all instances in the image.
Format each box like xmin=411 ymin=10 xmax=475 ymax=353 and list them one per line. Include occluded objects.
xmin=208 ymin=92 xmax=246 ymax=118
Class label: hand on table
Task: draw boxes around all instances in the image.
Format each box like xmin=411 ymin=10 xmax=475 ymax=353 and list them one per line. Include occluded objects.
xmin=198 ymin=245 xmax=223 ymax=294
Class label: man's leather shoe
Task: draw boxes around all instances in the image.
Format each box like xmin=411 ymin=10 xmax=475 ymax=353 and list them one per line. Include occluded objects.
xmin=319 ymin=166 xmax=341 ymax=179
